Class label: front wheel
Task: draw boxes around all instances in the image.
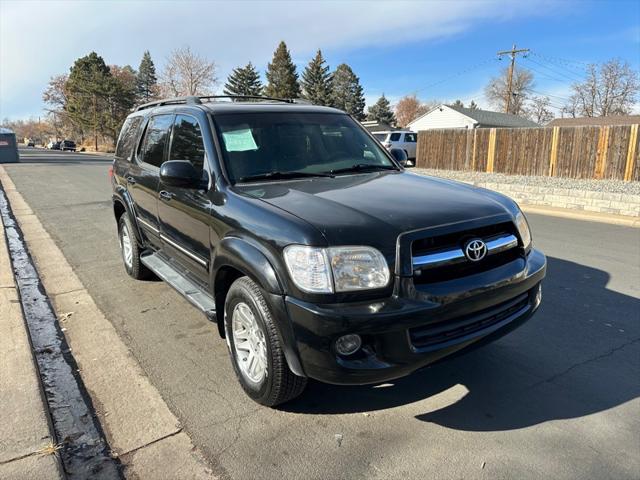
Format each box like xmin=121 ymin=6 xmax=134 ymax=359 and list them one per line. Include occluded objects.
xmin=224 ymin=277 xmax=307 ymax=407
xmin=118 ymin=215 xmax=150 ymax=280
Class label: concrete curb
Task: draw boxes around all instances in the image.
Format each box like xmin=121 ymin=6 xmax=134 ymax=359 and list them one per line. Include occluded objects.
xmin=0 ymin=166 xmax=217 ymax=479
xmin=521 ymin=205 xmax=640 ymax=228
xmin=0 ymin=195 xmax=64 ymax=480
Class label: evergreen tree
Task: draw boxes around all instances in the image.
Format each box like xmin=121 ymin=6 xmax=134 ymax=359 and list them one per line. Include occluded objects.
xmin=265 ymin=41 xmax=301 ymax=99
xmin=301 ymin=49 xmax=332 ymax=105
xmin=451 ymin=99 xmax=464 ymax=108
xmin=331 ymin=64 xmax=366 ymax=120
xmin=223 ymin=62 xmax=263 ymax=98
xmin=65 ymin=52 xmax=115 ymax=150
xmin=469 ymin=100 xmax=479 ymax=110
xmin=367 ymin=95 xmax=396 ymax=125
xmin=136 ymin=50 xmax=158 ymax=103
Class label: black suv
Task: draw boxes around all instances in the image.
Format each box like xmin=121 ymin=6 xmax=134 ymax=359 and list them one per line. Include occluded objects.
xmin=111 ymin=96 xmax=546 ymax=406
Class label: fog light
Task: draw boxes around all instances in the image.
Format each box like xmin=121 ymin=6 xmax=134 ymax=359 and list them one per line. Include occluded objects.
xmin=335 ymin=334 xmax=362 ymax=356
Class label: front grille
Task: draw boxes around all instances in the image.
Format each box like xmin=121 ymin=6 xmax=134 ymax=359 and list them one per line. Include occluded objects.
xmin=411 ymin=221 xmax=521 ymax=284
xmin=409 ymin=292 xmax=530 ymax=350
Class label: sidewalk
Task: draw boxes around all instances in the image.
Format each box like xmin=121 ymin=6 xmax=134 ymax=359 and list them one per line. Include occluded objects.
xmin=0 ymin=209 xmax=64 ymax=479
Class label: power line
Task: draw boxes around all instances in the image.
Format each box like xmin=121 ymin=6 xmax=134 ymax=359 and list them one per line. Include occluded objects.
xmin=522 ymin=60 xmax=577 ymax=84
xmin=496 ymin=44 xmax=530 ymax=113
xmin=525 ymin=56 xmax=585 ymax=83
xmin=414 ymin=57 xmax=499 ymax=95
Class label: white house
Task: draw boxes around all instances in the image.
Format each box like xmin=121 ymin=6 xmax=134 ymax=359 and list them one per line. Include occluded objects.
xmin=407 ymin=104 xmax=539 ymax=132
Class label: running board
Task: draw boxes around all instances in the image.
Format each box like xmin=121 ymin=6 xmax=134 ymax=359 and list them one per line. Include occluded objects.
xmin=141 ymin=252 xmax=216 ymax=320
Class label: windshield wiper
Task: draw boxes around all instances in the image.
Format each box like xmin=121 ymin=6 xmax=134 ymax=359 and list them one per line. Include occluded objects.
xmin=328 ymin=163 xmax=398 ymax=175
xmin=238 ymin=171 xmax=335 ymax=183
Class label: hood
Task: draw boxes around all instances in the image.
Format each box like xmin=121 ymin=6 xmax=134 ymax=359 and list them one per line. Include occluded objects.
xmin=236 ymin=171 xmax=513 ymax=248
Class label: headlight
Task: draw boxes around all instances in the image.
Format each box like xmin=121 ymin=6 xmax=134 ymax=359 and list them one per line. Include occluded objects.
xmin=283 ymin=245 xmax=390 ymax=293
xmin=515 ymin=211 xmax=532 ymax=249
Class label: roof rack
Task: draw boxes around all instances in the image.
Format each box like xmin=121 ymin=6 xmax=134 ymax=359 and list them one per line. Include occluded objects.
xmin=134 ymin=95 xmax=310 ymax=111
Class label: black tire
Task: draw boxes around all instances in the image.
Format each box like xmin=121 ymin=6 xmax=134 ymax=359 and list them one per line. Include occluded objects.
xmin=118 ymin=214 xmax=150 ymax=280
xmin=224 ymin=276 xmax=307 ymax=407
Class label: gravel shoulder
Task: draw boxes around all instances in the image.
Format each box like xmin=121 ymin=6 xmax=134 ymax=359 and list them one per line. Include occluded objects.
xmin=412 ymin=168 xmax=640 ymax=195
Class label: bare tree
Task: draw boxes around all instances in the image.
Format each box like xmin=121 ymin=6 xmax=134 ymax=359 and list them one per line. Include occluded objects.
xmin=160 ymin=46 xmax=217 ymax=97
xmin=484 ymin=66 xmax=534 ymax=116
xmin=526 ymin=96 xmax=555 ymax=125
xmin=563 ymin=59 xmax=639 ymax=117
xmin=394 ymin=95 xmax=438 ymax=127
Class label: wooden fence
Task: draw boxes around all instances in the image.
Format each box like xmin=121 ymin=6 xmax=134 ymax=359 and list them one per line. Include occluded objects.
xmin=415 ymin=124 xmax=640 ymax=181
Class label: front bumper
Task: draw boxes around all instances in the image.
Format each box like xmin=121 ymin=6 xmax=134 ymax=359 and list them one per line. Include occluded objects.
xmin=284 ymin=248 xmax=546 ymax=385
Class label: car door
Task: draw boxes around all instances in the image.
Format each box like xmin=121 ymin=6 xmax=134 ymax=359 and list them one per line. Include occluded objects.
xmin=403 ymin=132 xmax=417 ymax=159
xmin=157 ymin=113 xmax=211 ymax=286
xmin=129 ymin=113 xmax=174 ymax=247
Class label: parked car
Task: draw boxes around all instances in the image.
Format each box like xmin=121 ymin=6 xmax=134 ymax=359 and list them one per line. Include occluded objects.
xmin=373 ymin=130 xmax=418 ymax=163
xmin=60 ymin=140 xmax=76 ymax=152
xmin=25 ymin=139 xmax=35 ymax=147
xmin=111 ymin=95 xmax=546 ymax=407
xmin=47 ymin=141 xmax=61 ymax=150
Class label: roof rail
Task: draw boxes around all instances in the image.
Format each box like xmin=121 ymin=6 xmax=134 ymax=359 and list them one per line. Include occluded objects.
xmin=133 ymin=95 xmax=314 ymax=112
xmin=134 ymin=96 xmax=202 ymax=112
xmin=197 ymin=95 xmax=296 ymax=104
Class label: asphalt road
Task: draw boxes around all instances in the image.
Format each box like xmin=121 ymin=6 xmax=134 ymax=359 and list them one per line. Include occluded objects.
xmin=4 ymin=147 xmax=640 ymax=479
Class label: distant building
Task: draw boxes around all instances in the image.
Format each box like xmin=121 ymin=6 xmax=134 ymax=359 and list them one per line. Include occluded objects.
xmin=547 ymin=115 xmax=640 ymax=127
xmin=407 ymin=104 xmax=539 ymax=131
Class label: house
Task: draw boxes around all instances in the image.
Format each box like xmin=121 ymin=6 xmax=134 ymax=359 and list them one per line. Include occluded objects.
xmin=407 ymin=104 xmax=539 ymax=131
xmin=547 ymin=115 xmax=640 ymax=127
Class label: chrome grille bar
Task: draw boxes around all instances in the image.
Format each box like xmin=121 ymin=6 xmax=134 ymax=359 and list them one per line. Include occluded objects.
xmin=412 ymin=233 xmax=518 ymax=270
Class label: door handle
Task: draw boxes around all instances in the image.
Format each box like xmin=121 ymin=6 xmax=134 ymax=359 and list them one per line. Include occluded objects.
xmin=126 ymin=176 xmax=136 ymax=185
xmin=159 ymin=190 xmax=174 ymax=201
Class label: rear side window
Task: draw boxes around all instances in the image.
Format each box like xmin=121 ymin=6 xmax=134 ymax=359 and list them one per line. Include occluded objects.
xmin=404 ymin=133 xmax=417 ymax=142
xmin=169 ymin=115 xmax=206 ymax=171
xmin=138 ymin=114 xmax=173 ymax=167
xmin=390 ymin=133 xmax=401 ymax=141
xmin=116 ymin=116 xmax=143 ymax=160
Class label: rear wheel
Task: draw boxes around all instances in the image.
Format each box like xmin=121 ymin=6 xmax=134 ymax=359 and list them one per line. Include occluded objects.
xmin=224 ymin=277 xmax=307 ymax=407
xmin=118 ymin=215 xmax=150 ymax=280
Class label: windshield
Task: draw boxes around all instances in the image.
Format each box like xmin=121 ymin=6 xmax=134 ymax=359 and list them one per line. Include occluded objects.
xmin=212 ymin=112 xmax=396 ymax=183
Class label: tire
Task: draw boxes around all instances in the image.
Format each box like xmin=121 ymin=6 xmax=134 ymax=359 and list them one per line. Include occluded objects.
xmin=118 ymin=214 xmax=150 ymax=280
xmin=224 ymin=277 xmax=307 ymax=407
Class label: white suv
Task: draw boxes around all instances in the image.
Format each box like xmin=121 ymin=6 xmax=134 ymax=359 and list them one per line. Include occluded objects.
xmin=372 ymin=130 xmax=417 ymax=164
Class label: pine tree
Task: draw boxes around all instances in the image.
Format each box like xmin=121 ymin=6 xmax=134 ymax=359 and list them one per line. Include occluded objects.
xmin=367 ymin=95 xmax=396 ymax=125
xmin=469 ymin=100 xmax=479 ymax=110
xmin=301 ymin=50 xmax=332 ymax=105
xmin=66 ymin=52 xmax=114 ymax=150
xmin=265 ymin=41 xmax=301 ymax=99
xmin=451 ymin=99 xmax=464 ymax=108
xmin=136 ymin=50 xmax=158 ymax=103
xmin=223 ymin=62 xmax=263 ymax=98
xmin=330 ymin=64 xmax=366 ymax=120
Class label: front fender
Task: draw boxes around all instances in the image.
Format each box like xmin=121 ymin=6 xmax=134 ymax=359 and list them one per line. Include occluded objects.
xmin=212 ymin=236 xmax=283 ymax=294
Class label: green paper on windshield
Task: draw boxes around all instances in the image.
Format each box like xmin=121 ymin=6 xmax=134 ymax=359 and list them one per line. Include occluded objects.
xmin=222 ymin=128 xmax=258 ymax=152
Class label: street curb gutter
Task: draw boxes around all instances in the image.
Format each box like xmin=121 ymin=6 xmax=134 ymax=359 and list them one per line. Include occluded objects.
xmin=0 ymin=167 xmax=217 ymax=479
xmin=0 ymin=182 xmax=122 ymax=479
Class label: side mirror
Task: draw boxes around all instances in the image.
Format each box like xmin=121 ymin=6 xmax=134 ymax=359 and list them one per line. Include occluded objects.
xmin=390 ymin=148 xmax=408 ymax=167
xmin=160 ymin=160 xmax=202 ymax=188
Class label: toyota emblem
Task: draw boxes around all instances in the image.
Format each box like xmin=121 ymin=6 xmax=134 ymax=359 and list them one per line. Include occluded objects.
xmin=464 ymin=239 xmax=487 ymax=262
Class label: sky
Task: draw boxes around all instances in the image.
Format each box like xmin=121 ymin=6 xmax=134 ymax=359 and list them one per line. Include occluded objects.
xmin=1 ymin=0 xmax=639 ymax=120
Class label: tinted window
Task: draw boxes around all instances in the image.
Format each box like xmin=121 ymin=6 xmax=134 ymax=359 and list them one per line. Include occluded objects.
xmin=138 ymin=114 xmax=173 ymax=167
xmin=169 ymin=115 xmax=206 ymax=171
xmin=116 ymin=116 xmax=143 ymax=160
xmin=390 ymin=133 xmax=401 ymax=141
xmin=404 ymin=133 xmax=417 ymax=142
xmin=213 ymin=113 xmax=394 ymax=183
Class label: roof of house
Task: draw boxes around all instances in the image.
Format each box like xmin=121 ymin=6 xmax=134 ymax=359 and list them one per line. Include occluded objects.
xmin=0 ymin=127 xmax=15 ymax=135
xmin=447 ymin=105 xmax=539 ymax=128
xmin=547 ymin=115 xmax=640 ymax=127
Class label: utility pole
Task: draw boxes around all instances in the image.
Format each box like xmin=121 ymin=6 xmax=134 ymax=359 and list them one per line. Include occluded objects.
xmin=497 ymin=44 xmax=529 ymax=114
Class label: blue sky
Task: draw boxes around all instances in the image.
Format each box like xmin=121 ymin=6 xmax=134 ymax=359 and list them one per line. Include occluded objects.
xmin=1 ymin=0 xmax=639 ymax=120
